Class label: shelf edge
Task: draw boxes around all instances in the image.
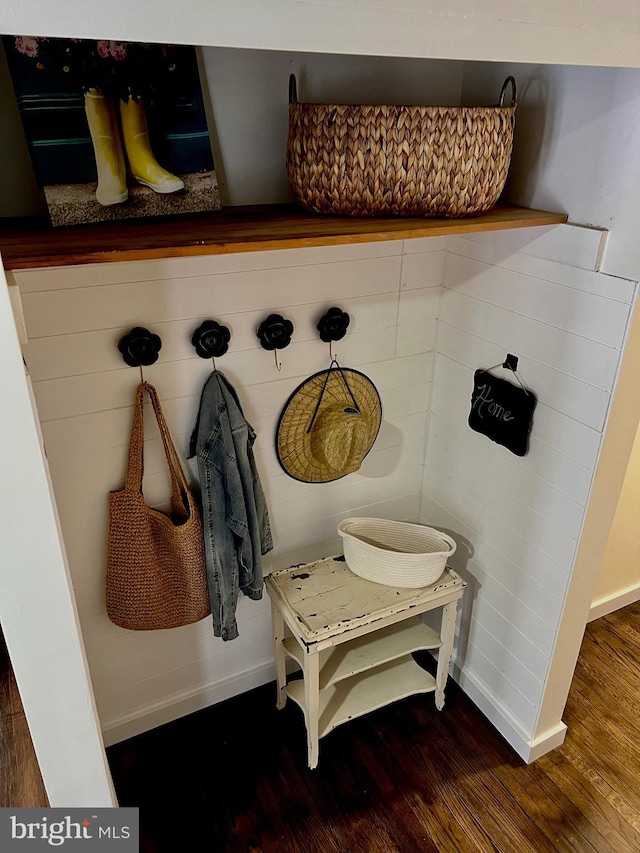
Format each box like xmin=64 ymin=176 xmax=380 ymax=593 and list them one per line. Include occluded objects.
xmin=287 ymin=657 xmax=437 ymax=739
xmin=0 ymin=205 xmax=568 ymax=271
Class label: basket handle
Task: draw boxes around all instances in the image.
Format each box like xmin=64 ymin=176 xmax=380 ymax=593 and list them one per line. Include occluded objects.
xmin=289 ymin=74 xmax=298 ymax=104
xmin=498 ymin=76 xmax=517 ymax=107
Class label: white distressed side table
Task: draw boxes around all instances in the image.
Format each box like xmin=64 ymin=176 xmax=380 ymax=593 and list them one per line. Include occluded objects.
xmin=265 ymin=555 xmax=466 ymax=769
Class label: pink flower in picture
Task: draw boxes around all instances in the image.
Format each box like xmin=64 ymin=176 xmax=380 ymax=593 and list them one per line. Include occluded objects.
xmin=14 ymin=37 xmax=40 ymax=58
xmin=96 ymin=40 xmax=111 ymax=59
xmin=97 ymin=40 xmax=128 ymax=61
xmin=109 ymin=41 xmax=128 ymax=61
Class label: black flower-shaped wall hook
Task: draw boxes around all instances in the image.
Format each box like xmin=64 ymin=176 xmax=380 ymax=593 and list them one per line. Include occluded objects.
xmin=256 ymin=314 xmax=294 ymax=351
xmin=191 ymin=320 xmax=231 ymax=359
xmin=317 ymin=307 xmax=350 ymax=342
xmin=118 ymin=327 xmax=162 ymax=367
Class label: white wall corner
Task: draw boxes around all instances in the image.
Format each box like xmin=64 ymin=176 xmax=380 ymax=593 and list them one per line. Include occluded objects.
xmin=589 ymin=580 xmax=640 ymax=622
xmin=450 ymin=663 xmax=565 ymax=763
xmin=415 ymin=246 xmax=443 ymax=525
xmin=563 ymin=223 xmax=609 ymax=273
xmin=526 ymin=721 xmax=568 ymax=763
xmin=446 ymin=222 xmax=607 ymax=273
xmin=534 ymin=289 xmax=640 ymax=738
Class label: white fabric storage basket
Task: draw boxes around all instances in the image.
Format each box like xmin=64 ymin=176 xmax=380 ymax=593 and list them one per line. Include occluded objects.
xmin=337 ymin=517 xmax=456 ymax=588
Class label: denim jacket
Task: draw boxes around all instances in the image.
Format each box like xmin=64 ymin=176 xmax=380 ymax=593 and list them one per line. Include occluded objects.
xmin=189 ymin=371 xmax=272 ymax=641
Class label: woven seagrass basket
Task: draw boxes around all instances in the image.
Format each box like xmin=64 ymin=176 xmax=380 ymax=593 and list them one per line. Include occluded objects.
xmin=286 ymin=75 xmax=517 ymax=218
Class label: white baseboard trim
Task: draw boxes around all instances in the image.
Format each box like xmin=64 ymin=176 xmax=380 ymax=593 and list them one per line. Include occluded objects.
xmin=101 ymin=660 xmax=276 ymax=747
xmin=527 ymin=721 xmax=568 ymax=762
xmin=101 ymin=655 xmax=568 ymax=763
xmin=451 ymin=664 xmax=566 ymax=763
xmin=589 ymin=581 xmax=640 ymax=622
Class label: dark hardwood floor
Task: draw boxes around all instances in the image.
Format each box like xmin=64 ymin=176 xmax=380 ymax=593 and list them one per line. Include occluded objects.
xmin=0 ymin=628 xmax=48 ymax=808
xmin=106 ymin=602 xmax=640 ymax=853
xmin=3 ymin=605 xmax=640 ymax=850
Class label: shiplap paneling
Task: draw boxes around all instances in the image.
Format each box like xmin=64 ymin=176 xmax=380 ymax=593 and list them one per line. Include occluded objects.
xmin=396 ymin=320 xmax=437 ymax=358
xmin=447 ymin=237 xmax=632 ymax=303
xmin=397 ymin=286 xmax=441 ymax=325
xmin=425 ymin=459 xmax=577 ymax=579
xmin=402 ymin=236 xmax=447 ymax=255
xmin=17 ymin=240 xmax=439 ymax=737
xmin=425 ymin=415 xmax=585 ymax=538
xmin=92 ymin=607 xmax=274 ymax=694
xmin=432 ymin=360 xmax=600 ymax=483
xmin=40 ymin=368 xmax=430 ymax=462
xmin=21 ymin=252 xmax=430 ymax=338
xmin=439 ymin=285 xmax=621 ymax=390
xmin=48 ymin=411 xmax=424 ymax=500
xmin=15 ymin=240 xmax=421 ymax=293
xmin=421 ymin=495 xmax=559 ymax=654
xmin=460 ymin=639 xmax=539 ymax=732
xmin=422 ymin=229 xmax=635 ymax=751
xmin=425 ymin=465 xmax=575 ymax=588
xmin=444 ymin=252 xmax=629 ymax=347
xmin=436 ymin=323 xmax=610 ymax=431
xmin=466 ymin=616 xmax=544 ymax=700
xmin=464 ymin=597 xmax=551 ymax=682
xmin=453 ymin=223 xmax=606 ymax=272
xmin=401 ymin=251 xmax=446 ymax=290
xmin=31 ymin=326 xmax=401 ymax=423
xmin=25 ymin=290 xmax=401 ymax=382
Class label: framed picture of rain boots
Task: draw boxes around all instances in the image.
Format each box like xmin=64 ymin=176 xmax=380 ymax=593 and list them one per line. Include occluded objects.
xmin=3 ymin=37 xmax=221 ymax=226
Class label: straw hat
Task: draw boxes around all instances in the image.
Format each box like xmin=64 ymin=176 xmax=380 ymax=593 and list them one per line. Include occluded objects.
xmin=276 ymin=365 xmax=382 ymax=483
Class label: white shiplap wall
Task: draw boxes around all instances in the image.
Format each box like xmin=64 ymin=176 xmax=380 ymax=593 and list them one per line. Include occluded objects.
xmin=421 ymin=225 xmax=637 ymax=754
xmin=15 ymin=237 xmax=442 ymax=744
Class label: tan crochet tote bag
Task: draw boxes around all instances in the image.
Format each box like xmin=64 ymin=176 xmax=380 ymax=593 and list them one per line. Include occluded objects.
xmin=106 ymin=382 xmax=210 ymax=630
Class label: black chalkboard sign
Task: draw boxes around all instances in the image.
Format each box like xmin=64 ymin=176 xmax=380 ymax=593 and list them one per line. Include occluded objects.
xmin=468 ymin=369 xmax=537 ymax=457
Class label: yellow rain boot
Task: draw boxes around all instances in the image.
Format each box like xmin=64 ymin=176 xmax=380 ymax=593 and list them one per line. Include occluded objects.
xmin=119 ymin=97 xmax=184 ymax=194
xmin=84 ymin=90 xmax=128 ymax=206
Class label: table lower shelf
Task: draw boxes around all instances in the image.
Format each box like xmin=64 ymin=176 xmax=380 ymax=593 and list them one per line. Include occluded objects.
xmin=283 ymin=616 xmax=440 ymax=690
xmin=286 ymin=655 xmax=436 ymax=739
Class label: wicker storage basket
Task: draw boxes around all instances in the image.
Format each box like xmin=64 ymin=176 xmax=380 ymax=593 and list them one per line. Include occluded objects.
xmin=287 ymin=75 xmax=517 ymax=218
xmin=337 ymin=517 xmax=457 ymax=588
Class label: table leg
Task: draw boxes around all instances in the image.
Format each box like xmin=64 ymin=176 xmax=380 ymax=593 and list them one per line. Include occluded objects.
xmin=272 ymin=601 xmax=287 ymax=710
xmin=304 ymin=650 xmax=320 ymax=769
xmin=435 ymin=599 xmax=458 ymax=711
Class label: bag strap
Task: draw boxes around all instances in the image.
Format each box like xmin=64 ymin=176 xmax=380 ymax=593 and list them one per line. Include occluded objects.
xmin=125 ymin=383 xmax=192 ymax=515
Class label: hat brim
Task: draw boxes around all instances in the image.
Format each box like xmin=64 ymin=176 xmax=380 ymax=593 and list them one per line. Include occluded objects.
xmin=276 ymin=367 xmax=382 ymax=483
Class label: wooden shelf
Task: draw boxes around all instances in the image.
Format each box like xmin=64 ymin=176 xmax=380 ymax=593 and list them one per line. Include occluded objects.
xmin=283 ymin=617 xmax=441 ymax=690
xmin=286 ymin=656 xmax=437 ymax=738
xmin=0 ymin=203 xmax=567 ymax=271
